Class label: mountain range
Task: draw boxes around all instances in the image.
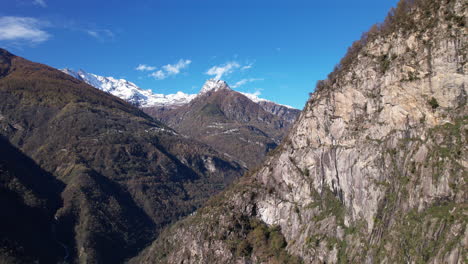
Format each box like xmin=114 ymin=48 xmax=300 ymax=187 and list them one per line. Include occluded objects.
xmin=0 ymin=49 xmax=244 ymax=263
xmin=0 ymin=0 xmax=466 ymax=263
xmin=62 ymin=69 xmax=301 ymax=168
xmin=61 ymin=68 xmax=197 ymax=107
xmin=144 ymin=79 xmax=300 ymax=168
xmin=61 ymin=68 xmax=297 ymax=114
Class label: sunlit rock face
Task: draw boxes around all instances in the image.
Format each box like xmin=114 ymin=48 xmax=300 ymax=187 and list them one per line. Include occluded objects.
xmin=133 ymin=1 xmax=467 ymax=263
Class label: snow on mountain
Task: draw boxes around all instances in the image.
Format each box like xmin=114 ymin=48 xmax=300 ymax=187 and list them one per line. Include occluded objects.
xmin=62 ymin=69 xmax=297 ymax=111
xmin=200 ymin=79 xmax=296 ymax=109
xmin=199 ymin=79 xmax=230 ymax=94
xmin=239 ymin=91 xmax=295 ymax=109
xmin=61 ymin=69 xmax=196 ymax=107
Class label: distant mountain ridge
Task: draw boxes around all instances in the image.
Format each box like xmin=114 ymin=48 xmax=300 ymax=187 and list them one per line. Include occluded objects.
xmin=144 ymin=80 xmax=301 ymax=168
xmin=61 ymin=69 xmax=196 ymax=107
xmin=62 ymin=69 xmax=301 ymax=169
xmin=61 ymin=69 xmax=299 ymax=119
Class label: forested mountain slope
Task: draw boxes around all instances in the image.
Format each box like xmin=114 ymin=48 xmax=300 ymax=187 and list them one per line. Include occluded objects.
xmin=144 ymin=79 xmax=300 ymax=169
xmin=0 ymin=48 xmax=244 ymax=263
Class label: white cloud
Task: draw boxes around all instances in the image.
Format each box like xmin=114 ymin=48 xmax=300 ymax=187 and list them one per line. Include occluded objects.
xmin=149 ymin=59 xmax=191 ymax=80
xmin=239 ymin=89 xmax=264 ymax=103
xmin=162 ymin=59 xmax=191 ymax=74
xmin=206 ymin=61 xmax=240 ymax=80
xmin=0 ymin=16 xmax=115 ymax=45
xmin=241 ymin=63 xmax=253 ymax=71
xmin=86 ymin=30 xmax=98 ymax=38
xmin=150 ymin=70 xmax=166 ymax=80
xmin=0 ymin=16 xmax=50 ymax=44
xmin=245 ymin=90 xmax=261 ymax=97
xmin=136 ymin=64 xmax=156 ymax=71
xmin=33 ymin=0 xmax=47 ymax=7
xmin=86 ymin=29 xmax=114 ymax=41
xmin=231 ymin=78 xmax=263 ymax=88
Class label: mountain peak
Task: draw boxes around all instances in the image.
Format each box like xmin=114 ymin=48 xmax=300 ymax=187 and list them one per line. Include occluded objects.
xmin=199 ymin=79 xmax=230 ymax=94
xmin=62 ymin=69 xmax=295 ymax=113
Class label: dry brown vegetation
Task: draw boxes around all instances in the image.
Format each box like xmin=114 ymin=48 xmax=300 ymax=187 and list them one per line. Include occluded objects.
xmin=0 ymin=48 xmax=244 ymax=263
xmin=316 ymin=0 xmax=455 ymax=93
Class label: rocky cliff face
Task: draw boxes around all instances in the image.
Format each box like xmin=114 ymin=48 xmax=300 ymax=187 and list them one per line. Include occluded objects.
xmin=256 ymin=100 xmax=300 ymax=124
xmin=144 ymin=80 xmax=300 ymax=169
xmin=133 ymin=0 xmax=467 ymax=263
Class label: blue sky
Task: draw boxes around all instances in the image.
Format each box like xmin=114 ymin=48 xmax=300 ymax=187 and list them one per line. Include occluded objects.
xmin=2 ymin=0 xmax=399 ymax=109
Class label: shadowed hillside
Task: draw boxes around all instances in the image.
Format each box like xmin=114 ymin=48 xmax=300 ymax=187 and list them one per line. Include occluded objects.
xmin=0 ymin=48 xmax=244 ymax=263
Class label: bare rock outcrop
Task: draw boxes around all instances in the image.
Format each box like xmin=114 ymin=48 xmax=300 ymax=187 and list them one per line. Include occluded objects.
xmin=133 ymin=0 xmax=467 ymax=263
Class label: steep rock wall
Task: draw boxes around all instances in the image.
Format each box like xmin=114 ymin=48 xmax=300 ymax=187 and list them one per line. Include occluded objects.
xmin=133 ymin=1 xmax=467 ymax=263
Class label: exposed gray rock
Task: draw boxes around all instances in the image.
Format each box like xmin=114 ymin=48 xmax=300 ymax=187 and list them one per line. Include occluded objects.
xmin=132 ymin=1 xmax=467 ymax=263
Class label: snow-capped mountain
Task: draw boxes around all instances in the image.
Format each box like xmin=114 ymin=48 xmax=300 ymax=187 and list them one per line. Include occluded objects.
xmin=61 ymin=69 xmax=196 ymax=107
xmin=197 ymin=79 xmax=299 ymax=122
xmin=143 ymin=79 xmax=301 ymax=169
xmin=62 ymin=69 xmax=298 ymax=115
xmin=62 ymin=68 xmax=301 ymax=169
xmin=200 ymin=79 xmax=295 ymax=109
xmin=199 ymin=79 xmax=230 ymax=94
